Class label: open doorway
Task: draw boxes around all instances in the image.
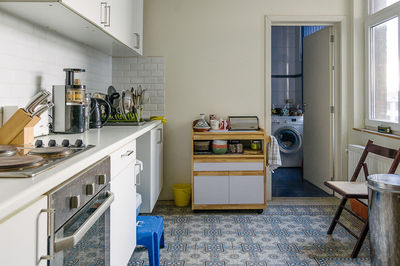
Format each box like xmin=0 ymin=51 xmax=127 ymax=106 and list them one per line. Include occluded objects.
xmin=270 ymin=25 xmax=334 ymax=197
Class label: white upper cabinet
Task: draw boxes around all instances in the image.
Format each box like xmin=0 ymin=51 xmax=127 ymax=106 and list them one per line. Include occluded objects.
xmin=61 ymin=0 xmax=104 ymax=26
xmin=0 ymin=0 xmax=144 ymax=56
xmin=132 ymin=0 xmax=143 ymax=54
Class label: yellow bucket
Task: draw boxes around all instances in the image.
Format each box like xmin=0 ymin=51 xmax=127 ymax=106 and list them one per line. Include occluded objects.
xmin=173 ymin=184 xmax=191 ymax=207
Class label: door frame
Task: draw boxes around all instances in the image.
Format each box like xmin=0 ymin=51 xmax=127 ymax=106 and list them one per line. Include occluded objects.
xmin=265 ymin=16 xmax=348 ymax=200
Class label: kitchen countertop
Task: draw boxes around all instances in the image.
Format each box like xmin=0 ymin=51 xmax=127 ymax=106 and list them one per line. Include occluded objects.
xmin=0 ymin=120 xmax=161 ymax=221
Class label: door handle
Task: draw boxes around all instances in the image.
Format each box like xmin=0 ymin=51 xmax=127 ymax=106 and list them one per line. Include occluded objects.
xmin=134 ymin=33 xmax=140 ymax=49
xmin=100 ymin=2 xmax=107 ymax=24
xmin=157 ymin=128 xmax=163 ymax=144
xmin=40 ymin=208 xmax=55 ymax=261
xmin=54 ymin=192 xmax=114 ymax=252
xmin=105 ymin=4 xmax=111 ymax=27
xmin=135 ymin=161 xmax=142 ymax=186
xmin=121 ymin=150 xmax=134 ymax=158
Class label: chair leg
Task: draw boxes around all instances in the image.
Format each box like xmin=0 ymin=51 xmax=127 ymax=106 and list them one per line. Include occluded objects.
xmin=327 ymin=197 xmax=348 ymax=234
xmin=144 ymin=239 xmax=155 ymax=266
xmin=152 ymin=233 xmax=161 ymax=266
xmin=351 ymin=220 xmax=369 ymax=258
xmin=160 ymin=231 xmax=165 ymax=248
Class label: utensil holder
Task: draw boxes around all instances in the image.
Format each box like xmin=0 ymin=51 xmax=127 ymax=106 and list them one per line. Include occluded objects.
xmin=0 ymin=108 xmax=41 ymax=145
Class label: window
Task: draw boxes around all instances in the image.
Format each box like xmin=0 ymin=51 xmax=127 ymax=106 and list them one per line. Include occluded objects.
xmin=366 ymin=1 xmax=400 ymax=130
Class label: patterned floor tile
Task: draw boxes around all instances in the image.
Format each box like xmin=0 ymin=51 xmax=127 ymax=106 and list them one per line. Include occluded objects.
xmin=128 ymin=199 xmax=371 ymax=266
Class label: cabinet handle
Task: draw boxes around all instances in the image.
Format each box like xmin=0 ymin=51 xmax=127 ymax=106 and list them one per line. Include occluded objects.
xmin=121 ymin=150 xmax=134 ymax=158
xmin=134 ymin=33 xmax=140 ymax=49
xmin=105 ymin=4 xmax=111 ymax=27
xmin=40 ymin=208 xmax=55 ymax=261
xmin=135 ymin=162 xmax=141 ymax=186
xmin=100 ymin=2 xmax=107 ymax=24
xmin=157 ymin=128 xmax=163 ymax=144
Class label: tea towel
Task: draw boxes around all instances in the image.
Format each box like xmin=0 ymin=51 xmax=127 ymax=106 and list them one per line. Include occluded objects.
xmin=268 ymin=136 xmax=281 ymax=173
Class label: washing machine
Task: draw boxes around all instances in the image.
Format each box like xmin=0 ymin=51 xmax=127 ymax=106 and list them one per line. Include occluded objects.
xmin=271 ymin=115 xmax=303 ymax=167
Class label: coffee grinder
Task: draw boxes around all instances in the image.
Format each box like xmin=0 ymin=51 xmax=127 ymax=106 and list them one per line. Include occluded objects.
xmin=52 ymin=68 xmax=87 ymax=133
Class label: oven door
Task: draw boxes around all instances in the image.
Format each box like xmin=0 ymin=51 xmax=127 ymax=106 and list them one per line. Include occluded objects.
xmin=51 ymin=186 xmax=114 ymax=266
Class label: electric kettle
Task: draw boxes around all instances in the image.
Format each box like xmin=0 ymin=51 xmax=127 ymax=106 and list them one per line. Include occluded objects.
xmin=90 ymin=98 xmax=111 ymax=128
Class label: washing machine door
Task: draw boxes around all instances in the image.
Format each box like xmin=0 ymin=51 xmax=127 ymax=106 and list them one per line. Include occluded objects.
xmin=274 ymin=126 xmax=302 ymax=154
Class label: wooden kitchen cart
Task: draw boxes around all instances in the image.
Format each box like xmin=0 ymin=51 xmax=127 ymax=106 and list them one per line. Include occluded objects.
xmin=191 ymin=129 xmax=269 ymax=211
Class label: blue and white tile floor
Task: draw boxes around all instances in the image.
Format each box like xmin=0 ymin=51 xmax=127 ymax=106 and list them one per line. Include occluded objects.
xmin=129 ymin=198 xmax=371 ymax=265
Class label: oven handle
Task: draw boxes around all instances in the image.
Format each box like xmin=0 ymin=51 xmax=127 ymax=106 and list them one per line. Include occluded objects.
xmin=54 ymin=191 xmax=114 ymax=253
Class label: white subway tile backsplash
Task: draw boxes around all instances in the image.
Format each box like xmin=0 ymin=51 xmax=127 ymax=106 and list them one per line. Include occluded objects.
xmin=0 ymin=9 xmax=112 ymax=136
xmin=151 ymin=71 xmax=163 ymax=77
xmin=145 ymin=64 xmax=157 ymax=71
xmin=112 ymin=56 xmax=165 ymax=118
xmin=143 ymin=104 xmax=157 ymax=111
xmin=124 ymin=57 xmax=137 ymax=64
xmin=151 ymin=57 xmax=164 ymax=63
xmin=150 ymin=97 xmax=164 ymax=104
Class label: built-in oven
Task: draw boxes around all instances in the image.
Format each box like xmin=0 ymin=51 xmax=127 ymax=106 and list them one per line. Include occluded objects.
xmin=45 ymin=157 xmax=113 ymax=265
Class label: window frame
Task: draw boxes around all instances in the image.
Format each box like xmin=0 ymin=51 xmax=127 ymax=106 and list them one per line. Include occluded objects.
xmin=365 ymin=1 xmax=400 ymax=131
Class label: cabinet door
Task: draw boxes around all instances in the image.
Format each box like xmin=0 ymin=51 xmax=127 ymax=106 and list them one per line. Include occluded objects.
xmin=110 ymin=163 xmax=136 ymax=266
xmin=155 ymin=125 xmax=163 ymax=197
xmin=150 ymin=126 xmax=160 ymax=210
xmin=194 ymin=175 xmax=229 ymax=204
xmin=229 ymin=175 xmax=264 ymax=204
xmin=132 ymin=0 xmax=143 ymax=54
xmin=0 ymin=196 xmax=48 ymax=266
xmin=61 ymin=0 xmax=103 ymax=26
xmin=106 ymin=0 xmax=130 ymax=45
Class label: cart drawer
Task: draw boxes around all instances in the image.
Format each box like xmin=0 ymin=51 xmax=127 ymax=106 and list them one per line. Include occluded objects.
xmin=194 ymin=162 xmax=264 ymax=171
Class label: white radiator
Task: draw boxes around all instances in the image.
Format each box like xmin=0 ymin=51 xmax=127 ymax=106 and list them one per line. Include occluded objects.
xmin=347 ymin=144 xmax=400 ymax=181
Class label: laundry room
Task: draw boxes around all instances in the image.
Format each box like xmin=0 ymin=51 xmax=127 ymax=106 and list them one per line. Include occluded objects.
xmin=271 ymin=25 xmax=334 ymax=197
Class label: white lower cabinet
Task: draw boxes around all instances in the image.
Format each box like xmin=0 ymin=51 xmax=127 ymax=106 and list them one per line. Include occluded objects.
xmin=194 ymin=175 xmax=229 ymax=204
xmin=229 ymin=175 xmax=264 ymax=204
xmin=0 ymin=196 xmax=48 ymax=266
xmin=137 ymin=123 xmax=163 ymax=213
xmin=194 ymin=174 xmax=265 ymax=205
xmin=110 ymin=162 xmax=137 ymax=265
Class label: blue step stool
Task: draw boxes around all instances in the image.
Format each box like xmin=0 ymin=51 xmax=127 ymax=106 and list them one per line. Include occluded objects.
xmin=136 ymin=216 xmax=165 ymax=266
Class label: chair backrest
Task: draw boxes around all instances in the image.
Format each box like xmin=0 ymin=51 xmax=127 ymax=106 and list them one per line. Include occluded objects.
xmin=350 ymin=139 xmax=400 ymax=182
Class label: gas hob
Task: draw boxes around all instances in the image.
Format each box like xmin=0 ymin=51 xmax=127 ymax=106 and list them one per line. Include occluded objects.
xmin=0 ymin=139 xmax=94 ymax=178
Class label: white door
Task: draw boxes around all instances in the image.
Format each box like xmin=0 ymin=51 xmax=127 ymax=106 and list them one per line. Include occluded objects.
xmin=229 ymin=175 xmax=264 ymax=204
xmin=110 ymin=163 xmax=136 ymax=266
xmin=303 ymin=27 xmax=334 ymax=193
xmin=0 ymin=196 xmax=48 ymax=266
xmin=194 ymin=175 xmax=229 ymax=204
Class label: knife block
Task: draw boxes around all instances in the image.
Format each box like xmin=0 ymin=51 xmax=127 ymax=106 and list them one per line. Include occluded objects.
xmin=0 ymin=108 xmax=41 ymax=145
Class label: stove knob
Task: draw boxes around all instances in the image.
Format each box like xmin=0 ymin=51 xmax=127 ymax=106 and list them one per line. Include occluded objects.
xmin=98 ymin=174 xmax=106 ymax=185
xmin=48 ymin=139 xmax=56 ymax=147
xmin=35 ymin=140 xmax=43 ymax=148
xmin=75 ymin=139 xmax=84 ymax=148
xmin=70 ymin=195 xmax=80 ymax=209
xmin=86 ymin=183 xmax=95 ymax=195
xmin=62 ymin=139 xmax=70 ymax=147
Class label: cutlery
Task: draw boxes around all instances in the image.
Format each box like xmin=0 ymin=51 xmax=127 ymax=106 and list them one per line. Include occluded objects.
xmin=30 ymin=102 xmax=54 ymax=117
xmin=28 ymin=90 xmax=51 ymax=114
xmin=24 ymin=90 xmax=50 ymax=114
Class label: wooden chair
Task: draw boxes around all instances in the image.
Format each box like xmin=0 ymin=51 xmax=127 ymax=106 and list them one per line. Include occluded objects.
xmin=324 ymin=140 xmax=400 ymax=258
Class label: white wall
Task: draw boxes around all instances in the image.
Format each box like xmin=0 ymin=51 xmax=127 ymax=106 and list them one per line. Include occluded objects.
xmin=0 ymin=9 xmax=112 ymax=135
xmin=143 ymin=0 xmax=351 ymax=200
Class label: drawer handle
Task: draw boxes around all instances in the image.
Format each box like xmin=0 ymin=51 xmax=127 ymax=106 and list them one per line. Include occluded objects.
xmin=121 ymin=150 xmax=134 ymax=157
xmin=40 ymin=208 xmax=55 ymax=261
